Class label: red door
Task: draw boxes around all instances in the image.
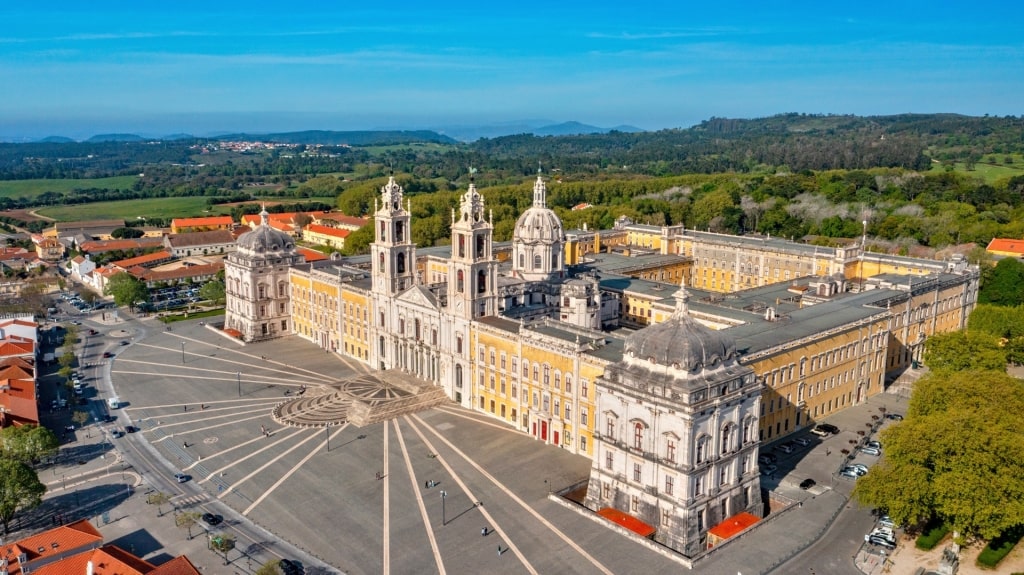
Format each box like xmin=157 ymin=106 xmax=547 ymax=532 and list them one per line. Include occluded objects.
xmin=553 ymin=430 xmax=560 ymax=445
xmin=541 ymin=421 xmax=548 ymax=441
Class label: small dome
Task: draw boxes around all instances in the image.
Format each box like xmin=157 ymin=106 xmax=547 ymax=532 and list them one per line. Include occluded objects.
xmin=514 ymin=207 xmax=564 ymax=244
xmin=237 ymin=209 xmax=295 ymax=254
xmin=624 ymin=315 xmax=736 ymax=371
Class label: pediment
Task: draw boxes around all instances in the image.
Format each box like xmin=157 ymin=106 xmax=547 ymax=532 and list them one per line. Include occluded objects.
xmin=396 ymin=285 xmax=439 ymax=310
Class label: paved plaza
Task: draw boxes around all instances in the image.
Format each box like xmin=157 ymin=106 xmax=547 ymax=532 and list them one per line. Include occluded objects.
xmin=106 ymin=317 xmax=694 ymax=574
xmin=18 ymin=313 xmax=921 ymax=575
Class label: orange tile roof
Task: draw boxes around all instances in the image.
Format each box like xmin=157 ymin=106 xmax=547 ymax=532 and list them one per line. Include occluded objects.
xmin=318 ymin=213 xmax=369 ymax=228
xmin=2 ymin=519 xmax=103 ymax=573
xmin=241 ymin=211 xmax=328 ymax=227
xmin=297 ymin=247 xmax=329 ymax=262
xmin=986 ymin=238 xmax=1024 ymax=255
xmin=79 ymin=238 xmax=163 ymax=253
xmin=304 ymin=224 xmax=351 ymax=239
xmin=149 ymin=555 xmax=201 ymax=575
xmin=707 ymin=511 xmax=760 ymax=540
xmin=0 ymin=341 xmax=34 ymax=357
xmin=31 ymin=545 xmax=154 ymax=575
xmin=171 ymin=216 xmax=234 ymax=228
xmin=0 ymin=363 xmax=34 ymax=379
xmin=597 ymin=507 xmax=656 ymax=538
xmin=111 ymin=250 xmax=172 ymax=269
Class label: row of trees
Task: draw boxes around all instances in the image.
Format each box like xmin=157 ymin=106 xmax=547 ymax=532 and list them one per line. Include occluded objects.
xmin=0 ymin=425 xmax=58 ymax=534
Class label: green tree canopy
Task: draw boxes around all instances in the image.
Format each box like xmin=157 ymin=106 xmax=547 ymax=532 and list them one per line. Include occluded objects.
xmin=111 ymin=227 xmax=145 ymax=239
xmin=104 ymin=272 xmax=149 ymax=309
xmin=853 ymin=369 xmax=1024 ymax=541
xmin=0 ymin=458 xmax=46 ymax=535
xmin=0 ymin=425 xmax=59 ymax=464
xmin=199 ymin=280 xmax=226 ymax=305
xmin=979 ymin=257 xmax=1024 ymax=306
xmin=922 ymin=330 xmax=1006 ymax=372
xmin=341 ymin=221 xmax=374 ymax=255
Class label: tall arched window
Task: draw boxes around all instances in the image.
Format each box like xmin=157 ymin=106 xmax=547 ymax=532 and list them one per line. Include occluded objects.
xmin=396 ymin=252 xmax=406 ymax=273
xmin=455 ymin=364 xmax=463 ymax=388
xmin=458 ymin=235 xmax=466 ymax=258
xmin=696 ymin=436 xmax=709 ymax=464
xmin=533 ymin=254 xmax=542 ymax=269
xmin=634 ymin=422 xmax=644 ymax=450
xmin=519 ymin=253 xmax=525 ymax=268
xmin=456 ymin=270 xmax=464 ymax=293
xmin=476 ymin=234 xmax=485 ymax=258
xmin=721 ymin=424 xmax=734 ymax=454
xmin=378 ymin=253 xmax=385 ymax=268
xmin=395 ymin=221 xmax=404 ymax=242
xmin=477 ymin=270 xmax=486 ymax=293
xmin=379 ymin=221 xmax=386 ymax=241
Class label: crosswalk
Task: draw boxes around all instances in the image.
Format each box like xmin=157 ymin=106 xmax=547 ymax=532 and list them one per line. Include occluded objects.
xmin=172 ymin=492 xmax=210 ymax=507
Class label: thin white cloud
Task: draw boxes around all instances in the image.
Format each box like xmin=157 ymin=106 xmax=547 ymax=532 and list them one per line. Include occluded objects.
xmin=586 ymin=28 xmax=735 ymax=40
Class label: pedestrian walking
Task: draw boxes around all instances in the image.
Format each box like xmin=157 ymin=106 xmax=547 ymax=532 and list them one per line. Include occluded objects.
xmin=481 ymin=527 xmax=488 ymax=536
xmin=183 ymin=405 xmax=187 ymax=412
xmin=826 ymin=449 xmax=831 ymax=456
xmin=183 ymin=442 xmax=188 ymax=448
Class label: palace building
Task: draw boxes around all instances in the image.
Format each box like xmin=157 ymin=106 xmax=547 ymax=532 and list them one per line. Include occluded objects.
xmin=228 ymin=171 xmax=979 ymax=555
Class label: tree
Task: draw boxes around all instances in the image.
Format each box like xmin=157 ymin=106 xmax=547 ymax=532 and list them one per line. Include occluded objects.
xmin=853 ymin=369 xmax=1024 ymax=542
xmin=0 ymin=458 xmax=46 ymax=535
xmin=104 ymin=272 xmax=149 ymax=310
xmin=146 ymin=491 xmax=171 ymax=517
xmin=0 ymin=425 xmax=59 ymax=464
xmin=210 ymin=533 xmax=236 ymax=565
xmin=922 ymin=331 xmax=1006 ymax=372
xmin=71 ymin=410 xmax=90 ymax=431
xmin=111 ymin=227 xmax=145 ymax=239
xmin=293 ymin=213 xmax=313 ymax=229
xmin=979 ymin=258 xmax=1024 ymax=306
xmin=199 ymin=280 xmax=226 ymax=305
xmin=254 ymin=559 xmax=284 ymax=575
xmin=175 ymin=510 xmax=202 ymax=540
xmin=341 ymin=221 xmax=374 ymax=255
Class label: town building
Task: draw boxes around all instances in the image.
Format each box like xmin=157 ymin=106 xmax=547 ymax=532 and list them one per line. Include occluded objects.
xmin=170 ymin=215 xmax=234 ymax=234
xmin=302 ymin=223 xmax=351 ymax=250
xmin=163 ymin=230 xmax=236 ymax=258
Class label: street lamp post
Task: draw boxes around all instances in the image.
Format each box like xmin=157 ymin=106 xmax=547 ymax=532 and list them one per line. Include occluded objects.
xmin=440 ymin=490 xmax=447 ymax=526
xmin=236 ymin=371 xmax=241 ymax=397
xmin=325 ymin=422 xmax=331 ymax=452
xmin=180 ymin=342 xmax=185 ymax=364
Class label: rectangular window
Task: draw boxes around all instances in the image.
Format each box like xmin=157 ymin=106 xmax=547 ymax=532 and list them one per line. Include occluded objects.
xmin=633 ymin=463 xmax=642 ymax=482
xmin=565 ymin=402 xmax=571 ymax=420
xmin=580 ymin=407 xmax=588 ymax=426
xmin=606 ymin=452 xmax=613 ymax=470
xmin=580 ymin=436 xmax=587 ymax=452
xmin=631 ymin=495 xmax=640 ymax=512
xmin=581 ymin=380 xmax=589 ymax=398
xmin=665 ymin=475 xmax=674 ymax=496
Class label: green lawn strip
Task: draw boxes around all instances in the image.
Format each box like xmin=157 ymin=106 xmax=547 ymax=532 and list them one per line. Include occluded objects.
xmin=37 ymin=197 xmax=231 ymax=221
xmin=977 ymin=525 xmax=1024 ymax=569
xmin=0 ymin=176 xmax=138 ymax=200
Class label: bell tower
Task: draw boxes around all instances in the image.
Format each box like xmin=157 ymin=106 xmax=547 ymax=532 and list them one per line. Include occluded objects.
xmin=448 ymin=174 xmax=497 ymax=319
xmin=371 ymin=176 xmax=416 ymax=296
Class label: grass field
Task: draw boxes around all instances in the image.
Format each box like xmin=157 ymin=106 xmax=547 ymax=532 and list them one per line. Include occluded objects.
xmin=0 ymin=176 xmax=138 ymax=200
xmin=37 ymin=197 xmax=231 ymax=222
xmin=928 ymin=156 xmax=1024 ymax=184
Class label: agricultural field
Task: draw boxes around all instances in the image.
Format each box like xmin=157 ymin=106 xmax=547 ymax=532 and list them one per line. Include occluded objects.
xmin=37 ymin=196 xmax=230 ymax=222
xmin=927 ymin=156 xmax=1024 ymax=184
xmin=0 ymin=176 xmax=138 ymax=200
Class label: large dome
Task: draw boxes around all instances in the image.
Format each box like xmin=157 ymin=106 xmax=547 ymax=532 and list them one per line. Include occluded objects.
xmin=514 ymin=206 xmax=564 ymax=244
xmin=237 ymin=209 xmax=296 ymax=254
xmin=623 ymin=283 xmax=737 ymax=372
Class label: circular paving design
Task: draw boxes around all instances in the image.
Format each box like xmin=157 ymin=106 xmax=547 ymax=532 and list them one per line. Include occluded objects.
xmin=271 ymin=373 xmax=444 ymax=428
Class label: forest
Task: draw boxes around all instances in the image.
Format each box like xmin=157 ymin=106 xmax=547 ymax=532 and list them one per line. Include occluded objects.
xmin=1 ymin=113 xmax=1023 ymax=256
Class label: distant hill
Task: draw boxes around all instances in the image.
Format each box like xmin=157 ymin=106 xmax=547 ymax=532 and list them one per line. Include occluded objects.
xmin=37 ymin=136 xmax=75 ymax=143
xmin=161 ymin=133 xmax=196 ymax=141
xmin=214 ymin=130 xmax=458 ymax=146
xmin=533 ymin=121 xmax=645 ymax=136
xmin=86 ymin=133 xmax=145 ymax=143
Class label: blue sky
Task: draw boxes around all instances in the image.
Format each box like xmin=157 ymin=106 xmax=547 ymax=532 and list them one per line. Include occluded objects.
xmin=1 ymin=1 xmax=1020 ymax=139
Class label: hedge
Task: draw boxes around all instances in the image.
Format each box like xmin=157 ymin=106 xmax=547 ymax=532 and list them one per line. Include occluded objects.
xmin=977 ymin=525 xmax=1024 ymax=569
xmin=916 ymin=520 xmax=950 ymax=551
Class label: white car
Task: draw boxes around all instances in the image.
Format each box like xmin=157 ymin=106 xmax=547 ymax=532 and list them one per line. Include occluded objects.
xmin=860 ymin=446 xmax=882 ymax=456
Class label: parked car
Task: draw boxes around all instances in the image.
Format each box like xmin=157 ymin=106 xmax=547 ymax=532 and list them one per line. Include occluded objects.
xmin=842 ymin=466 xmax=867 ymax=476
xmin=866 ymin=534 xmax=896 ymax=549
xmin=865 ymin=440 xmax=881 ymax=449
xmin=847 ymin=463 xmax=869 ymax=474
xmin=860 ymin=446 xmax=882 ymax=456
xmin=839 ymin=468 xmax=860 ymax=480
xmin=103 ymin=351 xmax=114 ymax=358
xmin=758 ymin=453 xmax=778 ymax=465
xmin=792 ymin=436 xmax=812 ymax=446
xmin=878 ymin=515 xmax=900 ymax=529
xmin=173 ymin=473 xmax=191 ymax=483
xmin=124 ymin=425 xmax=139 ymax=433
xmin=885 ymin=413 xmax=904 ymax=421
xmin=111 ymin=429 xmax=125 ymax=438
xmin=799 ymin=478 xmax=816 ymax=490
xmin=776 ymin=442 xmax=795 ymax=454
xmin=811 ymin=423 xmax=840 ymax=436
xmin=760 ymin=464 xmax=778 ymax=476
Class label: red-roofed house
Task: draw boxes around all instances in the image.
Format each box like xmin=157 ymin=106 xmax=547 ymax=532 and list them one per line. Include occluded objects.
xmin=78 ymin=238 xmax=164 ymax=254
xmin=110 ymin=250 xmax=174 ymax=270
xmin=0 ymin=520 xmax=200 ymax=575
xmin=986 ymin=238 xmax=1024 ymax=257
xmin=129 ymin=261 xmax=224 ymax=287
xmin=302 ymin=224 xmax=350 ymax=250
xmin=70 ymin=255 xmax=97 ymax=280
xmin=316 ymin=213 xmax=369 ymax=231
xmin=171 ymin=215 xmax=234 ymax=234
